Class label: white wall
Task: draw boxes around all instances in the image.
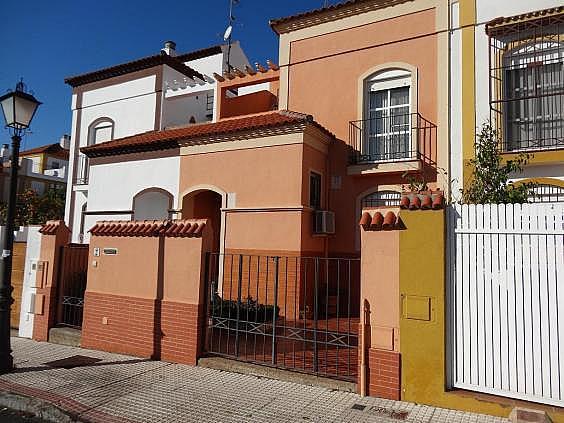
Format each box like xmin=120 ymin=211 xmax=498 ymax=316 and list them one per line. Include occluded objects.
xmin=18 ymin=226 xmax=41 ymax=338
xmin=83 ymin=155 xmax=180 ymax=242
xmin=162 ymin=91 xmax=213 ymax=127
xmin=80 ymin=76 xmax=157 ymax=148
xmin=450 ymin=0 xmax=564 ymax=195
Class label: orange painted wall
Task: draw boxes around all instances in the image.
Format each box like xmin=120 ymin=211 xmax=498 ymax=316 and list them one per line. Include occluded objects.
xmin=86 ymin=227 xmax=211 ymax=302
xmin=180 ymin=137 xmax=329 ymax=255
xmin=221 ymin=91 xmax=277 ymax=119
xmin=360 ymin=226 xmax=400 ymax=352
xmin=282 ymin=8 xmax=439 ymax=256
xmin=180 ymin=142 xmax=303 ymax=208
xmin=286 ymin=8 xmax=437 ymax=142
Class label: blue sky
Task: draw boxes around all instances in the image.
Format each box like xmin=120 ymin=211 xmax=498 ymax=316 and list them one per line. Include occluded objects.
xmin=0 ymin=0 xmax=327 ymax=151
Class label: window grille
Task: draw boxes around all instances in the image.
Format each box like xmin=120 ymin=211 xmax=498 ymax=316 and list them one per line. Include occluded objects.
xmin=488 ymin=12 xmax=564 ymax=152
xmin=529 ymin=183 xmax=564 ymax=202
xmin=361 ymin=190 xmax=401 ymax=208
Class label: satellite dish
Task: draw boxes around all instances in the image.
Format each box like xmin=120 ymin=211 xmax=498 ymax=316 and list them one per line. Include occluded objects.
xmin=223 ymin=25 xmax=233 ymax=41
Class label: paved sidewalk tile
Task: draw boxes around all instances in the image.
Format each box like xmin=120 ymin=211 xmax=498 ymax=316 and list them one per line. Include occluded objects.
xmin=0 ymin=337 xmax=509 ymax=423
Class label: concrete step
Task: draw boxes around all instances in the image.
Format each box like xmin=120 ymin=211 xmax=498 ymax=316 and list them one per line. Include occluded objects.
xmin=48 ymin=327 xmax=81 ymax=347
xmin=198 ymin=356 xmax=356 ymax=393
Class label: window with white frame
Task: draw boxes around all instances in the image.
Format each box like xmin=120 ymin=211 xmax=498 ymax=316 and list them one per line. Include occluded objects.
xmin=502 ymin=41 xmax=564 ymax=151
xmin=365 ymin=69 xmax=412 ymax=161
xmin=88 ymin=118 xmax=114 ymax=145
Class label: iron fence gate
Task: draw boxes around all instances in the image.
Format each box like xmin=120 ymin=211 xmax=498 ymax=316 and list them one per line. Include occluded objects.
xmin=204 ymin=253 xmax=360 ymax=382
xmin=56 ymin=244 xmax=89 ymax=328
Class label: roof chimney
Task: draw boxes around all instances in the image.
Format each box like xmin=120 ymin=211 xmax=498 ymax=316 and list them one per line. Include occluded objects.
xmin=60 ymin=134 xmax=70 ymax=149
xmin=0 ymin=144 xmax=9 ymax=163
xmin=161 ymin=41 xmax=177 ymax=57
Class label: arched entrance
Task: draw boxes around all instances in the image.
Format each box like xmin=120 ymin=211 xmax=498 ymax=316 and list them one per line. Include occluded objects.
xmin=181 ymin=189 xmax=223 ymax=252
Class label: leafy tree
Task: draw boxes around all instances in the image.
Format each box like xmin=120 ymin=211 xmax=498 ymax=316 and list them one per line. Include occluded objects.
xmin=462 ymin=122 xmax=535 ymax=204
xmin=0 ymin=186 xmax=66 ymax=226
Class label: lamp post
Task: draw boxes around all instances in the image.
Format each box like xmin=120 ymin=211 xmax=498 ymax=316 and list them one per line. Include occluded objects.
xmin=0 ymin=81 xmax=41 ymax=372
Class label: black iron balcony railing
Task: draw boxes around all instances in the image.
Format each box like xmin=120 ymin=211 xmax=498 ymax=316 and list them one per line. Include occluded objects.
xmin=349 ymin=112 xmax=436 ymax=165
xmin=501 ymin=117 xmax=564 ymax=152
xmin=74 ymin=155 xmax=89 ymax=185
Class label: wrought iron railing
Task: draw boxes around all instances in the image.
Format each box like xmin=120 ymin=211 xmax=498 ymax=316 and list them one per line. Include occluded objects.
xmin=348 ymin=112 xmax=436 ymax=165
xmin=74 ymin=155 xmax=89 ymax=185
xmin=204 ymin=253 xmax=360 ymax=382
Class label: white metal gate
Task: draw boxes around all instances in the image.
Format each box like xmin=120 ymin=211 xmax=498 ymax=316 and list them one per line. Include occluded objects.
xmin=447 ymin=203 xmax=564 ymax=406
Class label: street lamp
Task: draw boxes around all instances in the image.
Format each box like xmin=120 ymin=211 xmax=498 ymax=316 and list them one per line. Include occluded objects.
xmin=0 ymin=81 xmax=41 ymax=372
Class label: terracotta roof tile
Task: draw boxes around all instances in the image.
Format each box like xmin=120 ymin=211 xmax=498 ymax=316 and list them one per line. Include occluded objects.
xmin=89 ymin=219 xmax=207 ymax=238
xmin=65 ymin=52 xmax=206 ymax=88
xmin=486 ymin=6 xmax=564 ymax=37
xmin=399 ymin=191 xmax=444 ymax=210
xmin=39 ymin=220 xmax=64 ymax=235
xmin=20 ymin=143 xmax=69 ymax=160
xmin=270 ymin=0 xmax=413 ymax=34
xmin=359 ymin=211 xmax=401 ymax=231
xmin=81 ymin=110 xmax=334 ymax=158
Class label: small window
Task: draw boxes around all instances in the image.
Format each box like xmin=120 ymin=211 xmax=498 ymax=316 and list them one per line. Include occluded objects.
xmin=309 ymin=172 xmax=322 ymax=210
xmin=528 ymin=184 xmax=564 ymax=203
xmin=133 ymin=189 xmax=173 ymax=220
xmin=361 ymin=190 xmax=401 ymax=208
xmin=88 ymin=118 xmax=114 ymax=145
xmin=50 ymin=161 xmax=60 ymax=169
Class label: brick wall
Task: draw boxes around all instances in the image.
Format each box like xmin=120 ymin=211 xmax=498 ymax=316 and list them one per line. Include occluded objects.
xmin=81 ymin=291 xmax=204 ymax=364
xmin=159 ymin=301 xmax=204 ymax=365
xmin=367 ymin=348 xmax=401 ymax=400
xmin=32 ymin=285 xmax=57 ymax=342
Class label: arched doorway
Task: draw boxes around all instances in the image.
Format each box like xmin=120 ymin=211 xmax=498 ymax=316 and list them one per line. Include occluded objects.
xmin=181 ymin=189 xmax=223 ymax=252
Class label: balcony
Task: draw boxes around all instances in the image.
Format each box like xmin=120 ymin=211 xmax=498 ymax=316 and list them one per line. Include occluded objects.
xmin=501 ymin=118 xmax=564 ymax=153
xmin=348 ymin=112 xmax=436 ymax=175
xmin=74 ymin=155 xmax=89 ymax=185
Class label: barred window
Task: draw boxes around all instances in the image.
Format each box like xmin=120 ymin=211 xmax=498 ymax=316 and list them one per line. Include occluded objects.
xmin=489 ymin=17 xmax=564 ymax=152
xmin=361 ymin=190 xmax=401 ymax=208
xmin=503 ymin=42 xmax=564 ymax=151
xmin=528 ymin=184 xmax=564 ymax=203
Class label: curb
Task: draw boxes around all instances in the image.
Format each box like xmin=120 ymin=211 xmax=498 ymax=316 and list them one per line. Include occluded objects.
xmin=0 ymin=390 xmax=81 ymax=423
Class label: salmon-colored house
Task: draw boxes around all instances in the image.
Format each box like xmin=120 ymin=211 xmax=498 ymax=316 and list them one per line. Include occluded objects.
xmin=36 ymin=0 xmax=448 ymax=409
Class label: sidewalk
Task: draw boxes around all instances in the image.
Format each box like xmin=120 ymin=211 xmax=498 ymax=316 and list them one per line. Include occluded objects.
xmin=0 ymin=337 xmax=509 ymax=423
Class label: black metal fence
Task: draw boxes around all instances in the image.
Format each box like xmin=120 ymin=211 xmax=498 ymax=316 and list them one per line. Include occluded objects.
xmin=56 ymin=244 xmax=89 ymax=328
xmin=349 ymin=112 xmax=436 ymax=165
xmin=204 ymin=253 xmax=360 ymax=382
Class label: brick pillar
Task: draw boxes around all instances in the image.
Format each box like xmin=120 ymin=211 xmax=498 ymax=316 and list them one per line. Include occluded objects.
xmin=32 ymin=221 xmax=70 ymax=341
xmin=359 ymin=210 xmax=401 ymax=400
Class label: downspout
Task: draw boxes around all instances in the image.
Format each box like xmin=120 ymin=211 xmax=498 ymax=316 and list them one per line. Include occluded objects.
xmin=447 ymin=1 xmax=453 ymax=203
xmin=324 ymin=138 xmax=331 ymax=258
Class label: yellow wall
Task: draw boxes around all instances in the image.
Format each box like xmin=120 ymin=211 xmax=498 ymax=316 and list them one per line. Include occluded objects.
xmin=398 ymin=209 xmax=564 ymax=422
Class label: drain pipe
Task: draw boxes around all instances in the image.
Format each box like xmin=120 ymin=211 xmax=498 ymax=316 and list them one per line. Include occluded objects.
xmin=360 ymin=298 xmax=369 ymax=397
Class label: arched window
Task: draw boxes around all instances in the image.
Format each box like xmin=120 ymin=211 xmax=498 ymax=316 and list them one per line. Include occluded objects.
xmin=364 ymin=69 xmax=412 ymax=161
xmin=529 ymin=184 xmax=564 ymax=203
xmin=88 ymin=118 xmax=114 ymax=145
xmin=132 ymin=188 xmax=173 ymax=221
xmin=361 ymin=190 xmax=401 ymax=208
xmin=502 ymin=41 xmax=564 ymax=151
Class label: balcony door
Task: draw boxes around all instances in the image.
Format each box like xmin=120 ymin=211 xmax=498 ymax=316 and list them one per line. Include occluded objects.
xmin=366 ymin=70 xmax=411 ymax=161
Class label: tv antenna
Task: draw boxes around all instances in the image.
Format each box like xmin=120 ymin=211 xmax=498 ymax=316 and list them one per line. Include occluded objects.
xmin=224 ymin=0 xmax=240 ymax=71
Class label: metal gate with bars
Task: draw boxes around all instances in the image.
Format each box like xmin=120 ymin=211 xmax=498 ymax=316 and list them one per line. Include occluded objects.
xmin=204 ymin=253 xmax=360 ymax=382
xmin=56 ymin=244 xmax=89 ymax=328
xmin=447 ymin=203 xmax=564 ymax=406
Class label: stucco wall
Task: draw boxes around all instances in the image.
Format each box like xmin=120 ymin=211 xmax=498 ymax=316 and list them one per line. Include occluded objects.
xmin=82 ymin=154 xmax=180 ymax=243
xmin=285 ymin=8 xmax=438 ymax=143
xmin=451 ymin=0 xmax=564 ymax=193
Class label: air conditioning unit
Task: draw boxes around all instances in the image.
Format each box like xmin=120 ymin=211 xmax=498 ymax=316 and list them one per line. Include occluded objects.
xmin=313 ymin=210 xmax=335 ymax=234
